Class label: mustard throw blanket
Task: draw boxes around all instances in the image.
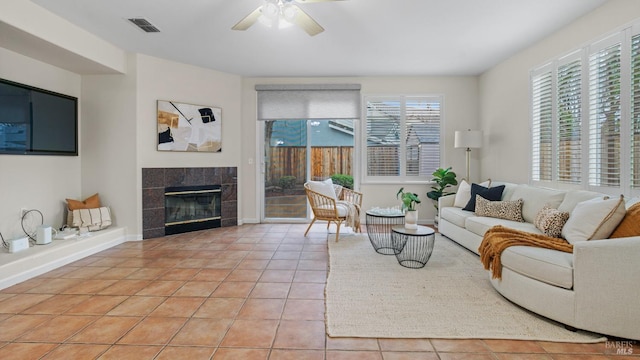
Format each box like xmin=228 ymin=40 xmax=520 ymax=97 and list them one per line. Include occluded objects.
xmin=478 ymin=225 xmax=573 ymax=279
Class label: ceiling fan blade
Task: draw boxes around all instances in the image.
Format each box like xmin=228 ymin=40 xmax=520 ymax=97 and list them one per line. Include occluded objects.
xmin=231 ymin=6 xmax=262 ymax=31
xmin=291 ymin=5 xmax=324 ymax=36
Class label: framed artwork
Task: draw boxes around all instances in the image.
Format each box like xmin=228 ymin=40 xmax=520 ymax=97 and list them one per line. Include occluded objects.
xmin=157 ymin=100 xmax=222 ymax=152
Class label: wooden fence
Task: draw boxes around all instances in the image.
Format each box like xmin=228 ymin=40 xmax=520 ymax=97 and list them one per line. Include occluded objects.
xmin=266 ymin=146 xmax=353 ymax=185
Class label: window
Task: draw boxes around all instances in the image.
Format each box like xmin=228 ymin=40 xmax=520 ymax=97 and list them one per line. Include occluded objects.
xmin=530 ymin=24 xmax=640 ymax=196
xmin=631 ymin=33 xmax=640 ymax=188
xmin=588 ymin=39 xmax=621 ymax=187
xmin=557 ymin=56 xmax=582 ymax=184
xmin=364 ymin=96 xmax=442 ymax=181
xmin=531 ymin=69 xmax=553 ymax=182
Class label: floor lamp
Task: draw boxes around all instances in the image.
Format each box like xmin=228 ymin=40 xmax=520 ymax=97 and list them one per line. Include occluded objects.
xmin=454 ymin=129 xmax=483 ymax=182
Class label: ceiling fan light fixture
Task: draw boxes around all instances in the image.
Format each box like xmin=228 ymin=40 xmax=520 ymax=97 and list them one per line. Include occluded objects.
xmin=262 ymin=0 xmax=280 ymax=21
xmin=282 ymin=4 xmax=298 ymax=22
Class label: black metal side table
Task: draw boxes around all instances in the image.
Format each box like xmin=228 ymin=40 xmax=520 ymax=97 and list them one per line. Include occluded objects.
xmin=391 ymin=225 xmax=436 ymax=268
xmin=365 ymin=208 xmax=405 ymax=255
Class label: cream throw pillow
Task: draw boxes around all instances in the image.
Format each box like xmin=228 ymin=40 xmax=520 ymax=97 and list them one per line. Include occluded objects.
xmin=561 ymin=195 xmax=626 ymax=244
xmin=306 ymin=178 xmax=338 ymax=200
xmin=453 ymin=179 xmax=491 ymax=208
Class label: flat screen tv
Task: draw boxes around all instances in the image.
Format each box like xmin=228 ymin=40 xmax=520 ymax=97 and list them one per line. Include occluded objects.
xmin=0 ymin=78 xmax=78 ymax=156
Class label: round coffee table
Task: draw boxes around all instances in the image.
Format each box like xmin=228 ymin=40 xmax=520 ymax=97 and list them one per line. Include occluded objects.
xmin=391 ymin=225 xmax=436 ymax=268
xmin=365 ymin=208 xmax=405 ymax=255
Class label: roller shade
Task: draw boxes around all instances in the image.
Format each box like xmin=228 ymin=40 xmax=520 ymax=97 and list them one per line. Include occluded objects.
xmin=256 ymin=84 xmax=361 ymax=120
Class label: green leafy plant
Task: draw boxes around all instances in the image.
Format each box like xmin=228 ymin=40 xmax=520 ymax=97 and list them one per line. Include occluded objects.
xmin=426 ymin=167 xmax=458 ymax=210
xmin=397 ymin=187 xmax=421 ymax=211
xmin=278 ymin=176 xmax=296 ymax=190
xmin=331 ymin=174 xmax=354 ymax=189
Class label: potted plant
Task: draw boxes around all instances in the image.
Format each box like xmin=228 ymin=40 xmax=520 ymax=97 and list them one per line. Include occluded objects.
xmin=426 ymin=167 xmax=458 ymax=228
xmin=397 ymin=187 xmax=421 ymax=229
xmin=426 ymin=167 xmax=458 ymax=210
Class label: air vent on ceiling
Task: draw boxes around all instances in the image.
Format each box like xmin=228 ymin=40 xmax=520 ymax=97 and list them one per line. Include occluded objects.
xmin=127 ymin=18 xmax=160 ymax=33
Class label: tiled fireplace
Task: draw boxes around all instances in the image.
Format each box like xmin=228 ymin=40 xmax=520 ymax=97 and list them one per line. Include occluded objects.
xmin=142 ymin=167 xmax=237 ymax=239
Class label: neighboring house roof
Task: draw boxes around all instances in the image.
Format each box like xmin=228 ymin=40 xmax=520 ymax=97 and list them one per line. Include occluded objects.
xmin=270 ymin=120 xmax=354 ymax=147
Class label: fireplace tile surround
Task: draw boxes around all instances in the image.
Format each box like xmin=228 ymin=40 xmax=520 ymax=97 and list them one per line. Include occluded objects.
xmin=142 ymin=167 xmax=237 ymax=239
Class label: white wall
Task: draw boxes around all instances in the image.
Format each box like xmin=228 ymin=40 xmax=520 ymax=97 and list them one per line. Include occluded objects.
xmin=0 ymin=47 xmax=82 ymax=239
xmin=479 ymin=0 xmax=640 ymax=184
xmin=241 ymin=76 xmax=479 ymax=224
xmin=135 ymin=54 xmax=243 ymax=234
xmin=81 ymin=54 xmax=138 ymax=237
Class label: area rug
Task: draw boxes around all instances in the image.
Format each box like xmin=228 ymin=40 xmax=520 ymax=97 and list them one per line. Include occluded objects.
xmin=325 ymin=233 xmax=606 ymax=342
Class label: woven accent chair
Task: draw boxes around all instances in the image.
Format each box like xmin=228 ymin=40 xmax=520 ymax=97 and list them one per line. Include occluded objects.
xmin=304 ymin=183 xmax=363 ymax=241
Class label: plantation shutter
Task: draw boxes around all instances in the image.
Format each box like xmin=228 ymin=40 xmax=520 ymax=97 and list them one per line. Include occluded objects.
xmin=557 ymin=57 xmax=582 ymax=184
xmin=588 ymin=38 xmax=621 ymax=187
xmin=531 ymin=68 xmax=553 ymax=182
xmin=365 ymin=96 xmax=442 ymax=179
xmin=366 ymin=99 xmax=401 ymax=176
xmin=631 ymin=33 xmax=640 ymax=189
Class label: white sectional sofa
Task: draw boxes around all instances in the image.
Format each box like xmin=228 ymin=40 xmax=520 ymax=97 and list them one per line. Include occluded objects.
xmin=438 ymin=182 xmax=640 ymax=340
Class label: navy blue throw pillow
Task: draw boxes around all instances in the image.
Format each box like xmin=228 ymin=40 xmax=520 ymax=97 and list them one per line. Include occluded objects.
xmin=462 ymin=184 xmax=505 ymax=212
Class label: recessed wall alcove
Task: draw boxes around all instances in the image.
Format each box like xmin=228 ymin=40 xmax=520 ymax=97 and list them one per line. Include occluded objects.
xmin=142 ymin=167 xmax=237 ymax=239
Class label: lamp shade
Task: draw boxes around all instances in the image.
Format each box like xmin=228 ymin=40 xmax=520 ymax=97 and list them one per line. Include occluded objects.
xmin=454 ymin=129 xmax=483 ymax=149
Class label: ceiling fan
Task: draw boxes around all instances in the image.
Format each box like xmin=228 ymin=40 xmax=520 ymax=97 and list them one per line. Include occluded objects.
xmin=232 ymin=0 xmax=344 ymax=36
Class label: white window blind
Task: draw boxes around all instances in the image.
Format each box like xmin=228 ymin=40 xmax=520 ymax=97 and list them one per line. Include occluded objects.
xmin=406 ymin=98 xmax=441 ymax=176
xmin=255 ymin=84 xmax=361 ymax=120
xmin=366 ymin=100 xmax=401 ymax=176
xmin=365 ymin=96 xmax=442 ymax=180
xmin=557 ymin=58 xmax=582 ymax=184
xmin=531 ymin=70 xmax=553 ymax=182
xmin=632 ymin=33 xmax=640 ymax=189
xmin=588 ymin=41 xmax=621 ymax=187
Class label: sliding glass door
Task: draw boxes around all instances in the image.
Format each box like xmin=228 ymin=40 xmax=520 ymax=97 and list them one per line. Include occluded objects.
xmin=262 ymin=119 xmax=355 ymax=221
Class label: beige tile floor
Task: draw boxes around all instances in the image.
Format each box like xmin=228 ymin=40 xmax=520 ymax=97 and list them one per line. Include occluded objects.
xmin=0 ymin=224 xmax=636 ymax=359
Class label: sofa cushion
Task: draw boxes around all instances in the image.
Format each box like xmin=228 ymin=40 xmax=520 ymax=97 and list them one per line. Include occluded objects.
xmin=453 ymin=179 xmax=491 ymax=208
xmin=609 ymin=202 xmax=640 ymax=238
xmin=465 ymin=216 xmax=542 ymax=238
xmin=463 ymin=184 xmax=505 ymax=212
xmin=475 ymin=196 xmax=525 ymax=222
xmin=509 ymin=185 xmax=565 ymax=223
xmin=501 ymin=246 xmax=574 ymax=289
xmin=557 ymin=190 xmax=604 ymax=213
xmin=318 ymin=203 xmax=348 ymax=217
xmin=561 ymin=196 xmax=626 ymax=243
xmin=492 ymin=182 xmax=519 ymax=202
xmin=440 ymin=207 xmax=476 ymax=228
xmin=534 ymin=206 xmax=570 ymax=238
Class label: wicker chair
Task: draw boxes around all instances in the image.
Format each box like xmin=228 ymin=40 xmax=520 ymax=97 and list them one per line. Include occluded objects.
xmin=304 ymin=183 xmax=363 ymax=241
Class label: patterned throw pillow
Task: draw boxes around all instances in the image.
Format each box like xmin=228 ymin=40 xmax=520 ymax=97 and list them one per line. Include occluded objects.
xmin=475 ymin=196 xmax=525 ymax=222
xmin=534 ymin=206 xmax=570 ymax=238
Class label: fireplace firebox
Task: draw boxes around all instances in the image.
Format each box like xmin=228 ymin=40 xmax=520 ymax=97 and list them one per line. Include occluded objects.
xmin=164 ymin=185 xmax=221 ymax=235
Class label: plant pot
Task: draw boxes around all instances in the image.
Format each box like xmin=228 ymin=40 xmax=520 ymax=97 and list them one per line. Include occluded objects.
xmin=404 ymin=210 xmax=418 ymax=230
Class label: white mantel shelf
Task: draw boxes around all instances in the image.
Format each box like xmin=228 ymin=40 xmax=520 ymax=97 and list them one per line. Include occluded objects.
xmin=0 ymin=227 xmax=127 ymax=290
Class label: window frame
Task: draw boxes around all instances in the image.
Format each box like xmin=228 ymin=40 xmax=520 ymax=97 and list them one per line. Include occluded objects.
xmin=530 ymin=23 xmax=640 ymax=198
xmin=361 ymin=94 xmax=444 ymax=184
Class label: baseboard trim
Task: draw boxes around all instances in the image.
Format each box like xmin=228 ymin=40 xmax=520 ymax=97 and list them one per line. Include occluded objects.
xmin=0 ymin=227 xmax=127 ymax=290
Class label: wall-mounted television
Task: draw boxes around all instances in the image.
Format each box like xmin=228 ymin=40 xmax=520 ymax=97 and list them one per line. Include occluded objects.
xmin=0 ymin=78 xmax=78 ymax=156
